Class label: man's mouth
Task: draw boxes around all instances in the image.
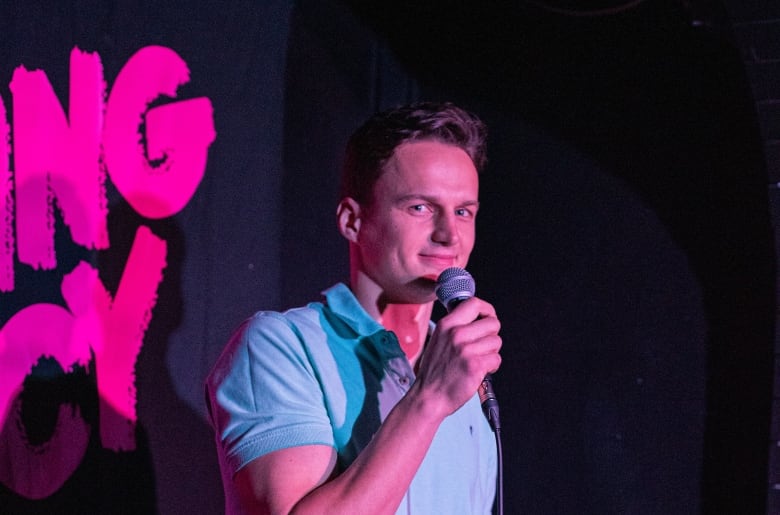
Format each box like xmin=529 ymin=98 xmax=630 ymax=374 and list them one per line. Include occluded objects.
xmin=419 ymin=254 xmax=457 ymax=270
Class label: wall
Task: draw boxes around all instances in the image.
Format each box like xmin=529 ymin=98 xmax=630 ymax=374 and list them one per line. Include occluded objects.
xmin=723 ymin=1 xmax=780 ymax=513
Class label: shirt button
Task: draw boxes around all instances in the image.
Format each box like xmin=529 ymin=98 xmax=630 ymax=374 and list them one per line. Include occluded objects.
xmin=398 ymin=376 xmax=410 ymax=386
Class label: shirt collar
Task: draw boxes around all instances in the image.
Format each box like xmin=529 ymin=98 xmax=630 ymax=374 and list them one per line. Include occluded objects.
xmin=320 ymin=282 xmax=385 ymax=336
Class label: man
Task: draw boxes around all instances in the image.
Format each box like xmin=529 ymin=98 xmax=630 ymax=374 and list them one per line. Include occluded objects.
xmin=206 ymin=102 xmax=502 ymax=514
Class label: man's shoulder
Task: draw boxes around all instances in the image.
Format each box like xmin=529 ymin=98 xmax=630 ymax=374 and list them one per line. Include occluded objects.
xmin=241 ymin=282 xmax=352 ymax=330
xmin=252 ymin=303 xmax=322 ymax=324
xmin=207 ymin=303 xmax=328 ymax=386
xmin=237 ymin=302 xmax=326 ymax=341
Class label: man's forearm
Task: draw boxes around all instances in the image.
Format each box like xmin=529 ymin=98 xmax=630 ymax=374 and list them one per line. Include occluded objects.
xmin=289 ymin=383 xmax=447 ymax=515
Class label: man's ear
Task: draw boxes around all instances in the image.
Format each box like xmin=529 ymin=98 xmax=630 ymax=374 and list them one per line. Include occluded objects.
xmin=337 ymin=197 xmax=362 ymax=243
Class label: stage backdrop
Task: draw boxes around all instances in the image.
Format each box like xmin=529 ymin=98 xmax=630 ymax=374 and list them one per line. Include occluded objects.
xmin=0 ymin=1 xmax=774 ymax=514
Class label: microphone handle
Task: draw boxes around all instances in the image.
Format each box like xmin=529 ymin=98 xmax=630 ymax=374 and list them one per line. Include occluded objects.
xmin=479 ymin=374 xmax=501 ymax=431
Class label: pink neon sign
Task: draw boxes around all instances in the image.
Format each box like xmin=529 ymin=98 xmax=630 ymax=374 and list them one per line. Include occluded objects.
xmin=0 ymin=46 xmax=216 ymax=499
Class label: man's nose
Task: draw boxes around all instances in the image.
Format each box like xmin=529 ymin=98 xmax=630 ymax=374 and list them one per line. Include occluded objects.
xmin=432 ymin=212 xmax=459 ymax=245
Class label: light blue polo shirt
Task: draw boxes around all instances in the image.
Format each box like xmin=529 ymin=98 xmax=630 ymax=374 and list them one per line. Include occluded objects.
xmin=206 ymin=283 xmax=496 ymax=514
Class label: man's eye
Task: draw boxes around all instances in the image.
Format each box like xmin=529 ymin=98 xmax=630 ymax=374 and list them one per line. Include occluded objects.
xmin=455 ymin=208 xmax=473 ymax=217
xmin=410 ymin=204 xmax=431 ymax=214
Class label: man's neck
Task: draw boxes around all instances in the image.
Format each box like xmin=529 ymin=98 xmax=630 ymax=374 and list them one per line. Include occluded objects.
xmin=378 ymin=303 xmax=431 ymax=365
xmin=349 ymin=271 xmax=434 ymax=365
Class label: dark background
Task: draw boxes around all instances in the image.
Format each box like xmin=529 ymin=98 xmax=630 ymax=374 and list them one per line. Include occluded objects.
xmin=0 ymin=1 xmax=775 ymax=514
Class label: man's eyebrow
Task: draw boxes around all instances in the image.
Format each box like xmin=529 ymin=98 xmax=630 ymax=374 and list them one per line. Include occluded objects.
xmin=395 ymin=194 xmax=432 ymax=202
xmin=394 ymin=194 xmax=480 ymax=206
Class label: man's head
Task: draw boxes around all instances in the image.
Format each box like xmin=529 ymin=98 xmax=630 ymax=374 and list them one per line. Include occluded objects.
xmin=340 ymin=101 xmax=487 ymax=206
xmin=337 ymin=102 xmax=488 ymax=307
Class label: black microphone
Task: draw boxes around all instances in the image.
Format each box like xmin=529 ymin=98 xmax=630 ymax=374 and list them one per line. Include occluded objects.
xmin=435 ymin=267 xmax=501 ymax=431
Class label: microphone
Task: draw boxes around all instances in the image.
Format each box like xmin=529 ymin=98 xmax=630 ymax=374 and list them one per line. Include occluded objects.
xmin=435 ymin=267 xmax=501 ymax=431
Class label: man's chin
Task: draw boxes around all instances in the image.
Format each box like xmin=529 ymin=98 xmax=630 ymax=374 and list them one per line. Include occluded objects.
xmin=407 ymin=276 xmax=438 ymax=300
xmin=412 ymin=275 xmax=437 ymax=287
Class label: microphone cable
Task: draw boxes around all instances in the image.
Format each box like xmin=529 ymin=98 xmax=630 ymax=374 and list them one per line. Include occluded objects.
xmin=481 ymin=374 xmax=503 ymax=515
xmin=494 ymin=420 xmax=504 ymax=515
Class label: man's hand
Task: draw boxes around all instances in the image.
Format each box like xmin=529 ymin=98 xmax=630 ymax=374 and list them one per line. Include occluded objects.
xmin=412 ymin=296 xmax=502 ymax=419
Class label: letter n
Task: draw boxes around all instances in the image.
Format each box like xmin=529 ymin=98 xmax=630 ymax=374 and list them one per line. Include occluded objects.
xmin=9 ymin=47 xmax=108 ymax=272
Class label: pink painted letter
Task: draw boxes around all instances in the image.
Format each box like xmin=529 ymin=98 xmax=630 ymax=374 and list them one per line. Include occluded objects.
xmin=0 ymin=96 xmax=11 ymax=292
xmin=104 ymin=45 xmax=216 ymax=219
xmin=9 ymin=48 xmax=108 ymax=275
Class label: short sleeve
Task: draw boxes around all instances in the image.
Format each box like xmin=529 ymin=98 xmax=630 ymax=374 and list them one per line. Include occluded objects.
xmin=205 ymin=311 xmax=336 ymax=475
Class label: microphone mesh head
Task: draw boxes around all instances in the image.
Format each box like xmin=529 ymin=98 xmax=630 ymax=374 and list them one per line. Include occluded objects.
xmin=435 ymin=267 xmax=476 ymax=310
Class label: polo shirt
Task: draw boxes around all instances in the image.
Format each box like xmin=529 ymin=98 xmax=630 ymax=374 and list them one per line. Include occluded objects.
xmin=206 ymin=283 xmax=496 ymax=514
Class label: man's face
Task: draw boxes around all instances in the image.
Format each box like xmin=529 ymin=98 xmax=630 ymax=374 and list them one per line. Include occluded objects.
xmin=354 ymin=140 xmax=479 ymax=304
